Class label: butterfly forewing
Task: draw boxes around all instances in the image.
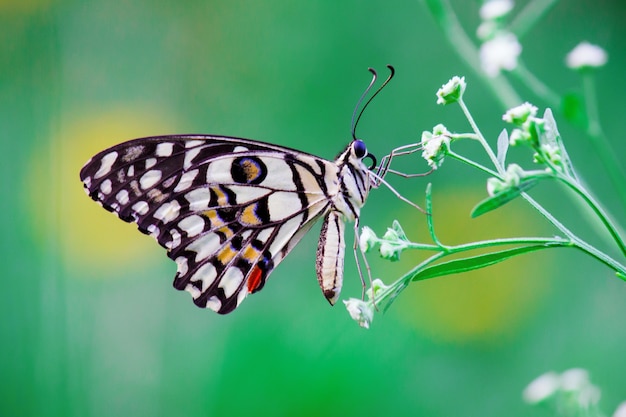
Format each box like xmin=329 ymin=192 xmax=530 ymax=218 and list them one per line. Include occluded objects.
xmin=80 ymin=135 xmax=372 ymax=314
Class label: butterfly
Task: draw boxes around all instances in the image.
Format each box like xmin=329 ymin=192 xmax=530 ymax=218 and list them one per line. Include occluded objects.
xmin=79 ymin=135 xmax=379 ymax=314
xmin=79 ymin=66 xmax=401 ymax=315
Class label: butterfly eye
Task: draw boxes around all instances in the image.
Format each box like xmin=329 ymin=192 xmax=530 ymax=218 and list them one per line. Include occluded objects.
xmin=353 ymin=140 xmax=367 ymax=158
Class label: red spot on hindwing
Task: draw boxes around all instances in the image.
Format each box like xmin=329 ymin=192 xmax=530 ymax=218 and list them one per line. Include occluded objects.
xmin=247 ymin=265 xmax=263 ymax=293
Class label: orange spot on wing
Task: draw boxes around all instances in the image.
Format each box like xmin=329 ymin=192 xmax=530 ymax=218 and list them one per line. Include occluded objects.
xmin=217 ymin=243 xmax=237 ymax=265
xmin=241 ymin=204 xmax=261 ymax=226
xmin=247 ymin=265 xmax=263 ymax=293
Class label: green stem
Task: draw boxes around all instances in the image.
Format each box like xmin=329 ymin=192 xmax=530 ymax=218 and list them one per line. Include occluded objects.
xmin=509 ymin=0 xmax=560 ymax=39
xmin=559 ymin=175 xmax=626 ymax=257
xmin=457 ymin=98 xmax=503 ymax=173
xmin=522 ymin=192 xmax=626 ymax=274
xmin=582 ymin=74 xmax=626 ymax=212
xmin=512 ymin=62 xmax=561 ymax=109
xmin=423 ymin=0 xmax=522 ymax=109
xmin=447 ymin=151 xmax=500 ymax=177
xmin=376 ymin=233 xmax=626 ymax=308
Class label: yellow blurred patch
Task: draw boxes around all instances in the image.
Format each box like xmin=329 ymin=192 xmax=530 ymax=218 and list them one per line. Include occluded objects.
xmin=391 ymin=187 xmax=554 ymax=343
xmin=26 ymin=106 xmax=177 ymax=277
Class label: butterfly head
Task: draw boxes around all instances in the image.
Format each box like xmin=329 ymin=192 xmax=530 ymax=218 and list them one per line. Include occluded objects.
xmin=349 ymin=139 xmax=377 ymax=171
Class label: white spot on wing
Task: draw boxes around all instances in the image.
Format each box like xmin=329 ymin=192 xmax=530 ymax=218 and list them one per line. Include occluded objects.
xmin=267 ymin=192 xmax=304 ymax=221
xmin=184 ymin=148 xmax=201 ymax=170
xmin=256 ymin=227 xmax=274 ymax=243
xmin=123 ymin=145 xmax=144 ymax=162
xmin=175 ymin=256 xmax=188 ymax=276
xmin=236 ymin=286 xmax=248 ymax=306
xmin=100 ymin=179 xmax=112 ymax=194
xmin=140 ymin=170 xmax=162 ymax=189
xmin=185 ymin=283 xmax=201 ymax=299
xmin=145 ymin=158 xmax=157 ymax=169
xmin=174 ymin=169 xmax=198 ymax=192
xmin=162 ymin=176 xmax=177 ymax=189
xmin=153 ymin=200 xmax=181 ymax=223
xmin=206 ymin=296 xmax=221 ymax=312
xmin=205 ymin=159 xmax=234 ymax=183
xmin=132 ymin=201 xmax=149 ymax=215
xmin=233 ymin=146 xmax=249 ymax=152
xmin=260 ymin=158 xmax=297 ymax=190
xmin=186 ymin=232 xmax=221 ymax=262
xmin=94 ymin=151 xmax=118 ymax=179
xmin=268 ymin=215 xmax=302 ymax=255
xmin=219 ymin=267 xmax=244 ymax=298
xmin=184 ymin=188 xmax=211 ymax=211
xmin=227 ymin=185 xmax=271 ymax=204
xmin=147 ymin=224 xmax=160 ymax=238
xmin=156 ymin=142 xmax=174 ymax=157
xmin=116 ymin=189 xmax=129 ymax=205
xmin=168 ymin=229 xmax=181 ymax=249
xmin=84 ymin=176 xmax=92 ymax=188
xmin=178 ymin=215 xmax=205 ymax=237
xmin=127 ymin=165 xmax=135 ymax=177
xmin=185 ymin=140 xmax=204 ymax=148
xmin=190 ymin=262 xmax=218 ymax=291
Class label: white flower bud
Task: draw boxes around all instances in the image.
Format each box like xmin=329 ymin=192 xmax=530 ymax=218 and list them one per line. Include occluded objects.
xmin=480 ymin=33 xmax=522 ymax=77
xmin=566 ymin=42 xmax=608 ymax=70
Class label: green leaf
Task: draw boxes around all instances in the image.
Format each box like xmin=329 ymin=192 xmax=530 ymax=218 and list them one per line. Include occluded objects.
xmin=471 ymin=178 xmax=538 ymax=218
xmin=561 ymin=92 xmax=588 ymax=129
xmin=391 ymin=220 xmax=408 ymax=241
xmin=411 ymin=245 xmax=551 ymax=282
xmin=496 ymin=129 xmax=509 ymax=169
xmin=542 ymin=108 xmax=576 ymax=179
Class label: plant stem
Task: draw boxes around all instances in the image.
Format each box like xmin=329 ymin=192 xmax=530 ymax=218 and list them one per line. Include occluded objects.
xmin=423 ymin=0 xmax=521 ymax=109
xmin=457 ymin=98 xmax=503 ymax=173
xmin=559 ymin=175 xmax=626 ymax=257
xmin=509 ymin=0 xmax=559 ymax=39
xmin=448 ymin=151 xmax=500 ymax=177
xmin=512 ymin=62 xmax=561 ymax=108
xmin=581 ymin=73 xmax=626 ymax=212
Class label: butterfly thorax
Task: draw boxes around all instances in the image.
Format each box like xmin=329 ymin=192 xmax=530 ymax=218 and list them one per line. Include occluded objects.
xmin=328 ymin=144 xmax=372 ymax=222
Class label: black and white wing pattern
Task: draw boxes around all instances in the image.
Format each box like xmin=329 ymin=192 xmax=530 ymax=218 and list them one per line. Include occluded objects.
xmin=80 ymin=135 xmax=373 ymax=314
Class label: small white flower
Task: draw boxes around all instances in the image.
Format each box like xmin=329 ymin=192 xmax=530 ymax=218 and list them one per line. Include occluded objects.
xmin=477 ymin=21 xmax=498 ymax=41
xmin=566 ymin=42 xmax=608 ymax=70
xmin=480 ymin=0 xmax=514 ymax=21
xmin=503 ymin=102 xmax=538 ymax=125
xmin=359 ymin=227 xmax=378 ymax=253
xmin=535 ymin=143 xmax=562 ymax=165
xmin=523 ymin=371 xmax=560 ymax=404
xmin=560 ymin=368 xmax=590 ymax=391
xmin=612 ymin=401 xmax=626 ymax=417
xmin=577 ymin=385 xmax=601 ymax=408
xmin=343 ymin=299 xmax=374 ymax=329
xmin=436 ymin=76 xmax=466 ymax=105
xmin=486 ymin=163 xmax=525 ymax=196
xmin=365 ymin=278 xmax=389 ymax=300
xmin=480 ymin=32 xmax=522 ymax=77
xmin=509 ymin=128 xmax=529 ymax=146
xmin=421 ymin=124 xmax=450 ymax=169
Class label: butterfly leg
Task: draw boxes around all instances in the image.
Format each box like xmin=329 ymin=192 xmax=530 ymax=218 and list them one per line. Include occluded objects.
xmin=376 ymin=143 xmax=432 ymax=181
xmin=352 ymin=218 xmax=379 ymax=310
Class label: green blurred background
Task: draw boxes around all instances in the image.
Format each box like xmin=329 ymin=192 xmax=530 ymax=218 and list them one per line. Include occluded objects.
xmin=2 ymin=0 xmax=626 ymax=416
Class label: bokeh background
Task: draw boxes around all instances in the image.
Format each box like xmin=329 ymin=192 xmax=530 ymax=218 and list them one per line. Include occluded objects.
xmin=2 ymin=0 xmax=626 ymax=416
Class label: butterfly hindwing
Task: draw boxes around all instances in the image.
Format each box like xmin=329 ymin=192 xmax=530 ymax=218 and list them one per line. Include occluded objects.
xmin=80 ymin=135 xmax=341 ymax=313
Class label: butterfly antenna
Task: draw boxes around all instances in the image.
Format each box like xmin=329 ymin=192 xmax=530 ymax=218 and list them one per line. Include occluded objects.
xmin=351 ymin=65 xmax=395 ymax=141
